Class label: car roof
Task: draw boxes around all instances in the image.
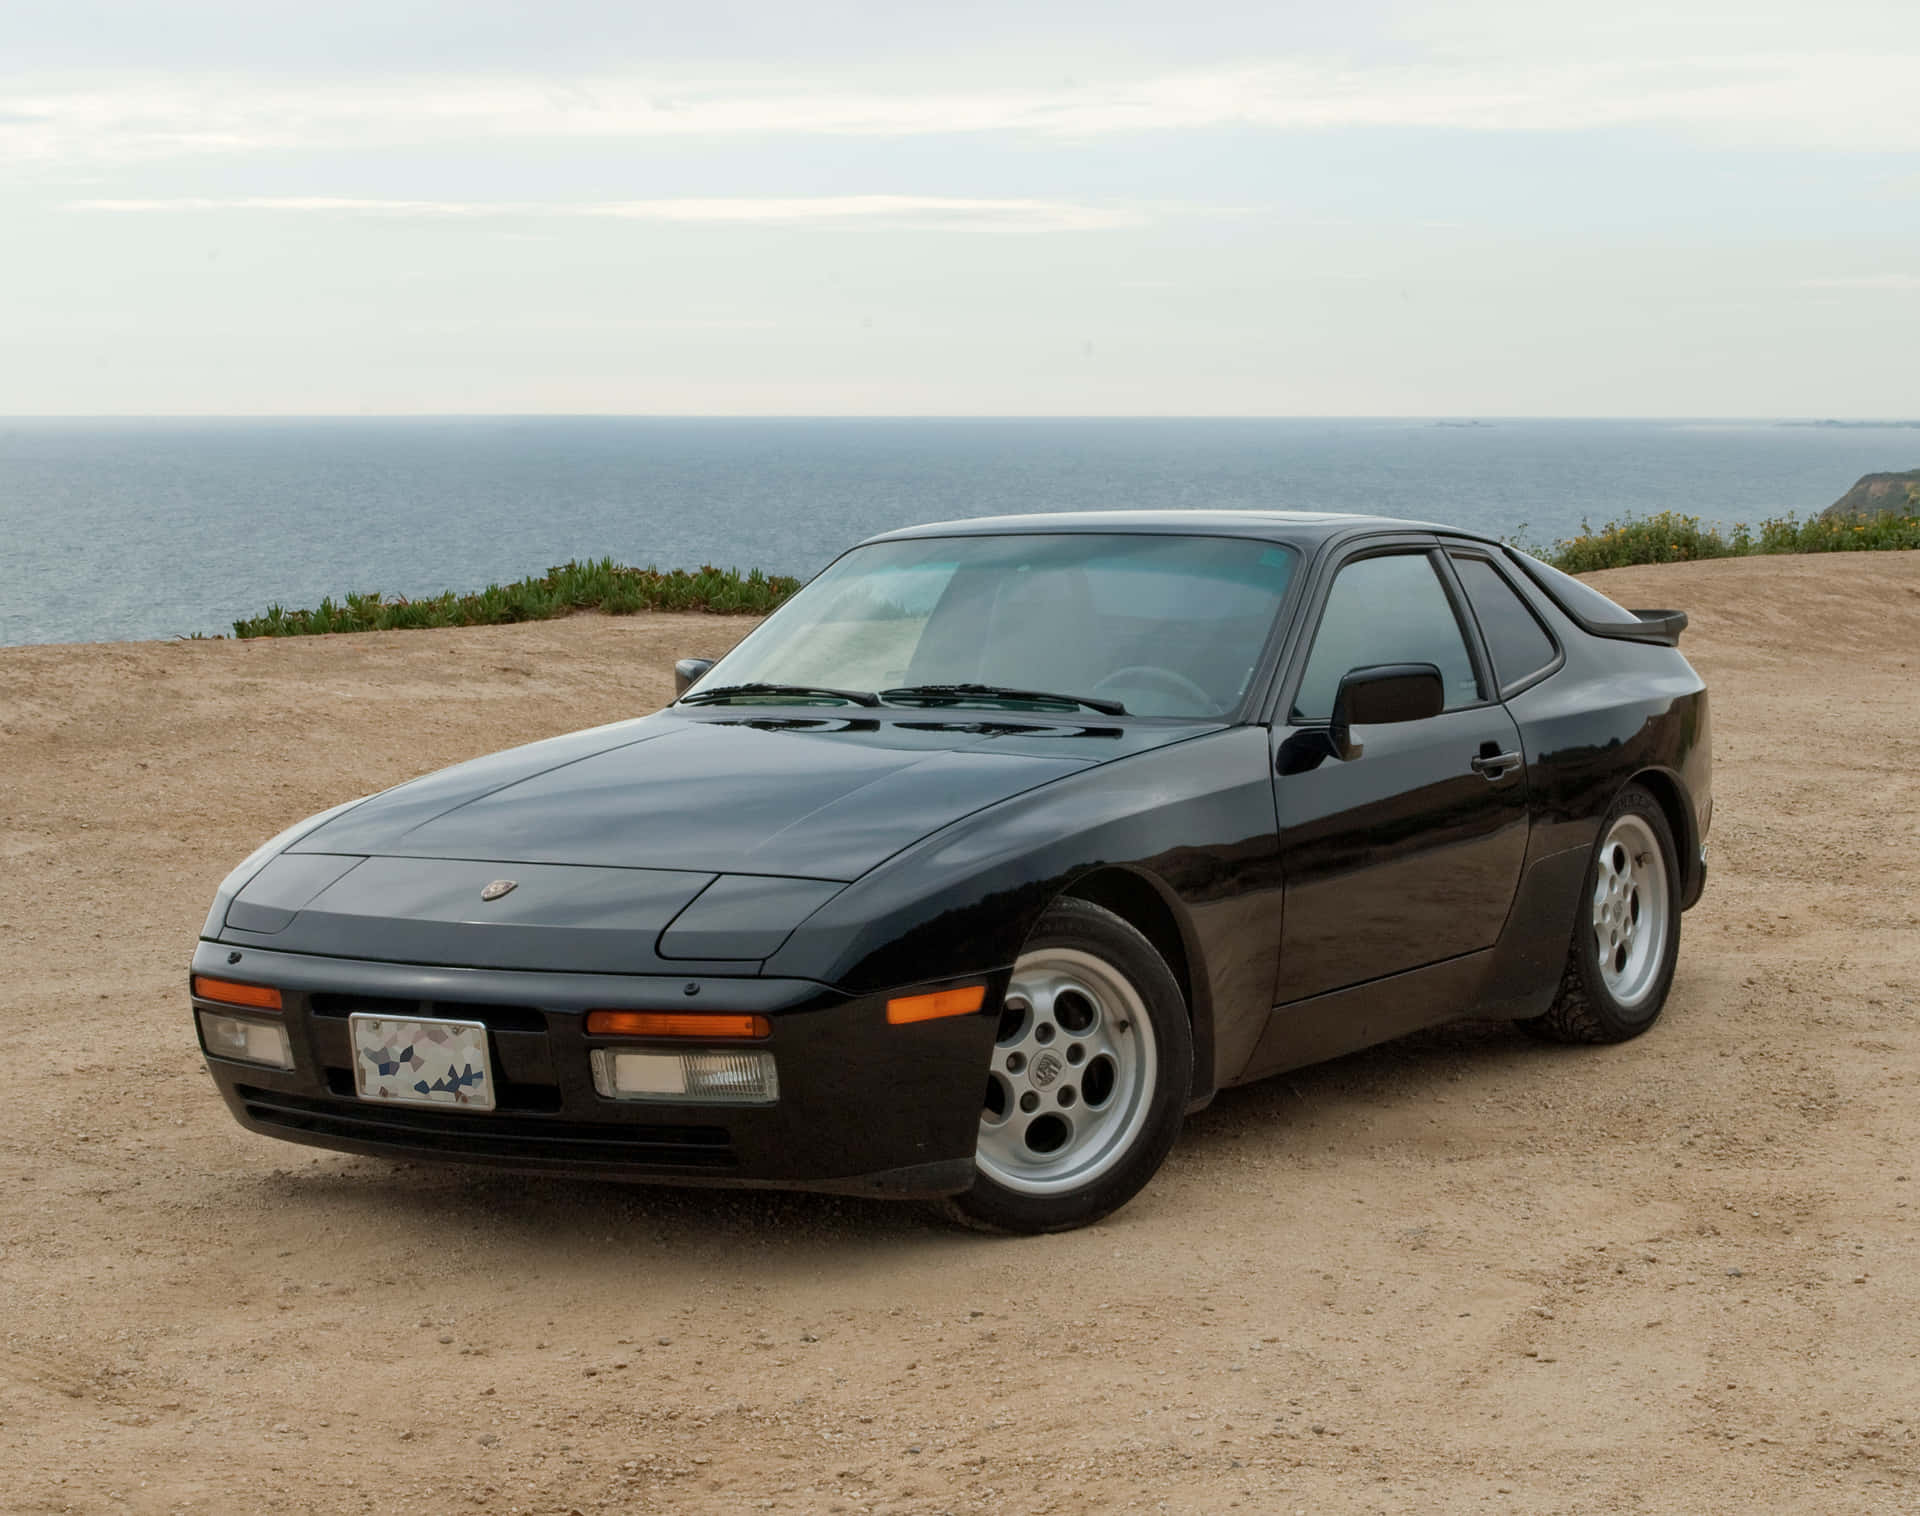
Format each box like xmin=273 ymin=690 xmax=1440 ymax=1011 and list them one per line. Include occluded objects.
xmin=859 ymin=509 xmax=1499 ymax=550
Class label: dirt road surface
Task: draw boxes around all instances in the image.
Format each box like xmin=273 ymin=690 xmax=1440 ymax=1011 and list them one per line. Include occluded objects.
xmin=2 ymin=554 xmax=1917 ymax=1514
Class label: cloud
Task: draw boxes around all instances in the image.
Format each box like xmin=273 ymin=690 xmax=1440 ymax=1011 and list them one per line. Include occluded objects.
xmin=62 ymin=194 xmax=1143 ymax=231
xmin=7 ymin=48 xmax=1920 ymax=166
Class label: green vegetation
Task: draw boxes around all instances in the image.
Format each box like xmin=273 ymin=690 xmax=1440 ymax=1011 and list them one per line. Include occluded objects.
xmin=228 ymin=493 xmax=1920 ymax=638
xmin=231 ymin=558 xmax=801 ymax=638
xmin=1522 ymin=502 xmax=1920 ymax=575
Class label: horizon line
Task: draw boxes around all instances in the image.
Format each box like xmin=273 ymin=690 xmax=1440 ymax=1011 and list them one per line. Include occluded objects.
xmin=3 ymin=413 xmax=1917 ymax=425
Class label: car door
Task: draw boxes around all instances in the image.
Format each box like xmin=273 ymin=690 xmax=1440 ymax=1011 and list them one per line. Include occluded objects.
xmin=1268 ymin=542 xmax=1529 ymax=1003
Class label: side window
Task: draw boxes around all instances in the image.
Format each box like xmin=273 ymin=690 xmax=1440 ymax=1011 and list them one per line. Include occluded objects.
xmin=1451 ymin=554 xmax=1558 ymax=693
xmin=1292 ymin=552 xmax=1480 ymax=722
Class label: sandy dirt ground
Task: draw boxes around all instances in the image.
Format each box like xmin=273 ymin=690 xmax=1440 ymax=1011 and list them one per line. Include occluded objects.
xmin=2 ymin=553 xmax=1918 ymax=1515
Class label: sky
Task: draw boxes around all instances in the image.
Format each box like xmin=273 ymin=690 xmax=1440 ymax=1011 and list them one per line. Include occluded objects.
xmin=3 ymin=0 xmax=1917 ymax=416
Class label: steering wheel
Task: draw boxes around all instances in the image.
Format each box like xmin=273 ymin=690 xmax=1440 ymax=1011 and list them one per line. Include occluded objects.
xmin=1092 ymin=665 xmax=1214 ymax=715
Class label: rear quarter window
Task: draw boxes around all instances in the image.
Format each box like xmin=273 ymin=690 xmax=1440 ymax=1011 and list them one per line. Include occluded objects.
xmin=1451 ymin=554 xmax=1559 ymax=693
xmin=1507 ymin=549 xmax=1645 ymax=627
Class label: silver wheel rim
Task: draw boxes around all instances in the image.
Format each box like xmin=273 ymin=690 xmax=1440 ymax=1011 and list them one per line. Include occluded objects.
xmin=975 ymin=947 xmax=1158 ymax=1196
xmin=1592 ymin=813 xmax=1669 ymax=1010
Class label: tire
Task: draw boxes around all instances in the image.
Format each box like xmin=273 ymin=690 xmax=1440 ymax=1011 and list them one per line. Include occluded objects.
xmin=938 ymin=897 xmax=1193 ymax=1234
xmin=1522 ymin=784 xmax=1682 ymax=1045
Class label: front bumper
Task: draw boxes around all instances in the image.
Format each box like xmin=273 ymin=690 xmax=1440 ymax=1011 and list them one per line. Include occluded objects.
xmin=190 ymin=940 xmax=1001 ymax=1198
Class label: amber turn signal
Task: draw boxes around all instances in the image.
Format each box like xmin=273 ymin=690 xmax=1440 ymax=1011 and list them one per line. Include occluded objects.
xmin=886 ymin=984 xmax=987 ymax=1025
xmin=585 ymin=1010 xmax=769 ymax=1039
xmin=191 ymin=976 xmax=283 ymax=1011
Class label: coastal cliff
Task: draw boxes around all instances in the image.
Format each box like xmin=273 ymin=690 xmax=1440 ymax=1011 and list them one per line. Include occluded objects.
xmin=1822 ymin=468 xmax=1920 ymax=521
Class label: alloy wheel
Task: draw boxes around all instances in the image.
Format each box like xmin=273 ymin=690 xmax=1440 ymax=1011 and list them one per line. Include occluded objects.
xmin=975 ymin=947 xmax=1159 ymax=1195
xmin=1591 ymin=812 xmax=1670 ymax=1010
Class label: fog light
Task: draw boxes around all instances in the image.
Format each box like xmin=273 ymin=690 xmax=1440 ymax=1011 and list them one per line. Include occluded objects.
xmin=590 ymin=1048 xmax=778 ymax=1105
xmin=198 ymin=1010 xmax=294 ymax=1070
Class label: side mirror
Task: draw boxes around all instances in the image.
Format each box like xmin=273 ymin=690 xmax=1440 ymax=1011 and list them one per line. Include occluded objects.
xmin=673 ymin=657 xmax=715 ymax=697
xmin=1328 ymin=662 xmax=1443 ymax=760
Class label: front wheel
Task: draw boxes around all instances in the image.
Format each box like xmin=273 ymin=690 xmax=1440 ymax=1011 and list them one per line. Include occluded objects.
xmin=1522 ymin=784 xmax=1682 ymax=1044
xmin=940 ymin=898 xmax=1193 ymax=1234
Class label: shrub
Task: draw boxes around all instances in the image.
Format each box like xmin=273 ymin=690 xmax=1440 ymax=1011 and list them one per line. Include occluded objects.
xmin=232 ymin=558 xmax=801 ymax=639
xmin=229 ymin=506 xmax=1920 ymax=639
xmin=1522 ymin=509 xmax=1920 ymax=574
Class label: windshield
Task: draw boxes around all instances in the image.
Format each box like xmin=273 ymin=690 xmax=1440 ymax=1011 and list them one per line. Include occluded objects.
xmin=688 ymin=533 xmax=1299 ymax=718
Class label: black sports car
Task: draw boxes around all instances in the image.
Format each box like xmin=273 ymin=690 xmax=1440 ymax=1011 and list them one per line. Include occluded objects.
xmin=191 ymin=511 xmax=1710 ymax=1232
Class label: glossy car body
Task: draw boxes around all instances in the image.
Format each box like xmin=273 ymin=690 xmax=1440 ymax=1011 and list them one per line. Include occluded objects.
xmin=192 ymin=511 xmax=1710 ymax=1200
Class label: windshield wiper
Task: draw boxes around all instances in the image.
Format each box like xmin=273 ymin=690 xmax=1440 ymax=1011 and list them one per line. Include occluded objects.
xmin=680 ymin=682 xmax=880 ymax=708
xmin=880 ymin=683 xmax=1127 ymax=716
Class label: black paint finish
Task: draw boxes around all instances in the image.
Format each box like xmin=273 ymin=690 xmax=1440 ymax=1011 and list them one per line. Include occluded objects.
xmin=287 ymin=715 xmax=1113 ymax=881
xmin=191 ymin=939 xmax=997 ymax=1193
xmin=195 ymin=510 xmax=1710 ymax=1195
xmin=1268 ymin=705 xmax=1529 ymax=1002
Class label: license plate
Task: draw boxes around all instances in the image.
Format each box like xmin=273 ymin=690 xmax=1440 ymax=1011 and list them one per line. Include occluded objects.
xmin=349 ymin=1013 xmax=495 ymax=1111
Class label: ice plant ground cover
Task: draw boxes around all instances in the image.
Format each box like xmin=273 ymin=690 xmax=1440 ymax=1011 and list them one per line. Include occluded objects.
xmin=230 ymin=558 xmax=800 ymax=637
xmin=1525 ymin=504 xmax=1920 ymax=573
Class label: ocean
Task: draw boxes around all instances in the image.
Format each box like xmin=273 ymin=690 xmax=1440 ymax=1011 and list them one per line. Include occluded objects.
xmin=2 ymin=417 xmax=1913 ymax=646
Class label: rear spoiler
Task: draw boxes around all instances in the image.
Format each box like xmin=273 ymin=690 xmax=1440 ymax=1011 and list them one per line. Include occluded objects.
xmin=1501 ymin=548 xmax=1690 ymax=646
xmin=1565 ymin=608 xmax=1688 ymax=646
xmin=1617 ymin=609 xmax=1689 ymax=646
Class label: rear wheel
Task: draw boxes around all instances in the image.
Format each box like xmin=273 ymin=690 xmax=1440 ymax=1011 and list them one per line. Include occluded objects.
xmin=940 ymin=898 xmax=1192 ymax=1233
xmin=1523 ymin=784 xmax=1681 ymax=1044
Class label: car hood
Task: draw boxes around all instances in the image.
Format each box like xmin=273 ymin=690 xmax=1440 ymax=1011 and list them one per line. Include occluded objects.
xmin=289 ymin=709 xmax=1213 ymax=883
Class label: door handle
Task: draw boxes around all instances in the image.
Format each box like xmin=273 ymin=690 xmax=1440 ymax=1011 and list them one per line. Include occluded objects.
xmin=1471 ymin=748 xmax=1522 ymax=779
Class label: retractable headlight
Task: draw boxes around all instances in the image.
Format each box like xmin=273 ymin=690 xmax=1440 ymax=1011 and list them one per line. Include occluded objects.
xmin=202 ymin=795 xmax=372 ymax=938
